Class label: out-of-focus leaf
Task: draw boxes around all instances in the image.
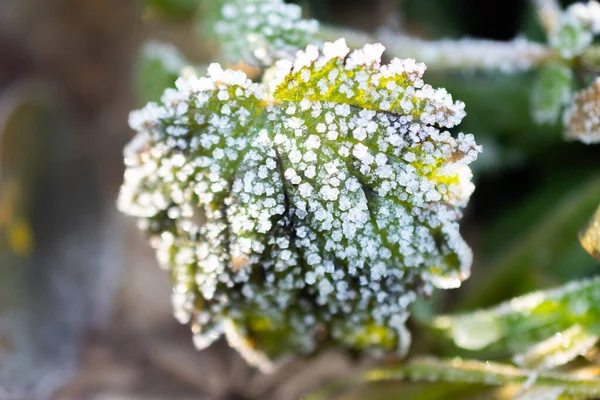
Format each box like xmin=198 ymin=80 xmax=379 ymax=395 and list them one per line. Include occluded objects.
xmin=316 ymin=381 xmax=492 ymax=400
xmin=550 ymin=18 xmax=592 ymax=59
xmin=305 ymin=357 xmax=600 ymax=400
xmin=548 ymin=1 xmax=600 ymax=60
xmin=564 ymin=78 xmax=600 ymax=144
xmin=431 ymin=277 xmax=600 ymax=360
xmin=387 ymin=358 xmax=600 ymax=398
xmin=459 ymin=173 xmax=600 ymax=310
xmin=513 ymin=324 xmax=599 ymax=370
xmin=136 ymin=41 xmax=188 ymax=104
xmin=514 ymin=385 xmax=586 ymax=400
xmin=530 ymin=62 xmax=573 ymax=125
xmin=580 ymin=205 xmax=600 ymax=261
xmin=199 ymin=0 xmax=319 ymax=67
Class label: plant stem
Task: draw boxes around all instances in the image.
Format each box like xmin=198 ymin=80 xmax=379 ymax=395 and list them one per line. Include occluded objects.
xmin=317 ymin=24 xmax=558 ymax=72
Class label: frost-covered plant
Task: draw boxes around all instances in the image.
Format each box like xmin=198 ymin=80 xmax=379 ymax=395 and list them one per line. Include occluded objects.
xmin=119 ymin=38 xmax=480 ymax=370
xmin=549 ymin=0 xmax=600 ymax=59
xmin=524 ymin=1 xmax=600 ymax=141
xmin=201 ymin=0 xmax=319 ymax=67
xmin=122 ymin=0 xmax=600 ymax=397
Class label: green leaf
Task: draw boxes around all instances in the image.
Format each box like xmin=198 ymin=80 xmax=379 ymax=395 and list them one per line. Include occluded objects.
xmin=118 ymin=39 xmax=481 ymax=369
xmin=200 ymin=0 xmax=319 ymax=67
xmin=530 ymin=62 xmax=573 ymax=125
xmin=386 ymin=358 xmax=600 ymax=398
xmin=431 ymin=277 xmax=600 ymax=360
xmin=580 ymin=205 xmax=600 ymax=262
xmin=550 ymin=19 xmax=592 ymax=59
xmin=305 ymin=358 xmax=600 ymax=400
xmin=513 ymin=324 xmax=599 ymax=370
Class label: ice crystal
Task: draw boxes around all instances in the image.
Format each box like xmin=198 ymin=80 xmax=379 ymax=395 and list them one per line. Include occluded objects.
xmin=564 ymin=77 xmax=600 ymax=144
xmin=207 ymin=0 xmax=319 ymax=67
xmin=118 ymin=39 xmax=481 ymax=371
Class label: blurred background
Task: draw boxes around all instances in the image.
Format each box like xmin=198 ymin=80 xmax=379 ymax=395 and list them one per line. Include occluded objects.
xmin=0 ymin=0 xmax=598 ymax=399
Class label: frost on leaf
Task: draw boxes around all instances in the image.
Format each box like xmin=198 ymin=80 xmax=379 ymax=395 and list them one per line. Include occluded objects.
xmin=530 ymin=63 xmax=573 ymax=125
xmin=564 ymin=78 xmax=600 ymax=144
xmin=549 ymin=1 xmax=600 ymax=59
xmin=118 ymin=39 xmax=481 ymax=371
xmin=204 ymin=0 xmax=319 ymax=67
xmin=432 ymin=277 xmax=600 ymax=368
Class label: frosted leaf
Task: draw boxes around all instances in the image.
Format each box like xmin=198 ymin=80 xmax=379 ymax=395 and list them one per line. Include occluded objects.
xmin=272 ymin=38 xmax=466 ymax=128
xmin=432 ymin=277 xmax=600 ymax=360
xmin=513 ymin=324 xmax=599 ymax=370
xmin=564 ymin=78 xmax=600 ymax=144
xmin=446 ymin=312 xmax=502 ymax=350
xmin=549 ymin=1 xmax=600 ymax=59
xmin=204 ymin=0 xmax=319 ymax=67
xmin=530 ymin=63 xmax=573 ymax=125
xmin=118 ymin=40 xmax=480 ymax=371
xmin=389 ymin=357 xmax=600 ymax=396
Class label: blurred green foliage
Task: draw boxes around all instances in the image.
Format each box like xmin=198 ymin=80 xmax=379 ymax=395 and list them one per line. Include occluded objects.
xmin=136 ymin=42 xmax=186 ymax=104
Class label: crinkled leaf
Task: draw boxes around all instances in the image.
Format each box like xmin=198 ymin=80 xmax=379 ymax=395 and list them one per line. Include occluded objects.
xmin=118 ymin=39 xmax=480 ymax=370
xmin=530 ymin=62 xmax=573 ymax=125
xmin=200 ymin=0 xmax=319 ymax=67
xmin=580 ymin=205 xmax=600 ymax=261
xmin=432 ymin=277 xmax=600 ymax=362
